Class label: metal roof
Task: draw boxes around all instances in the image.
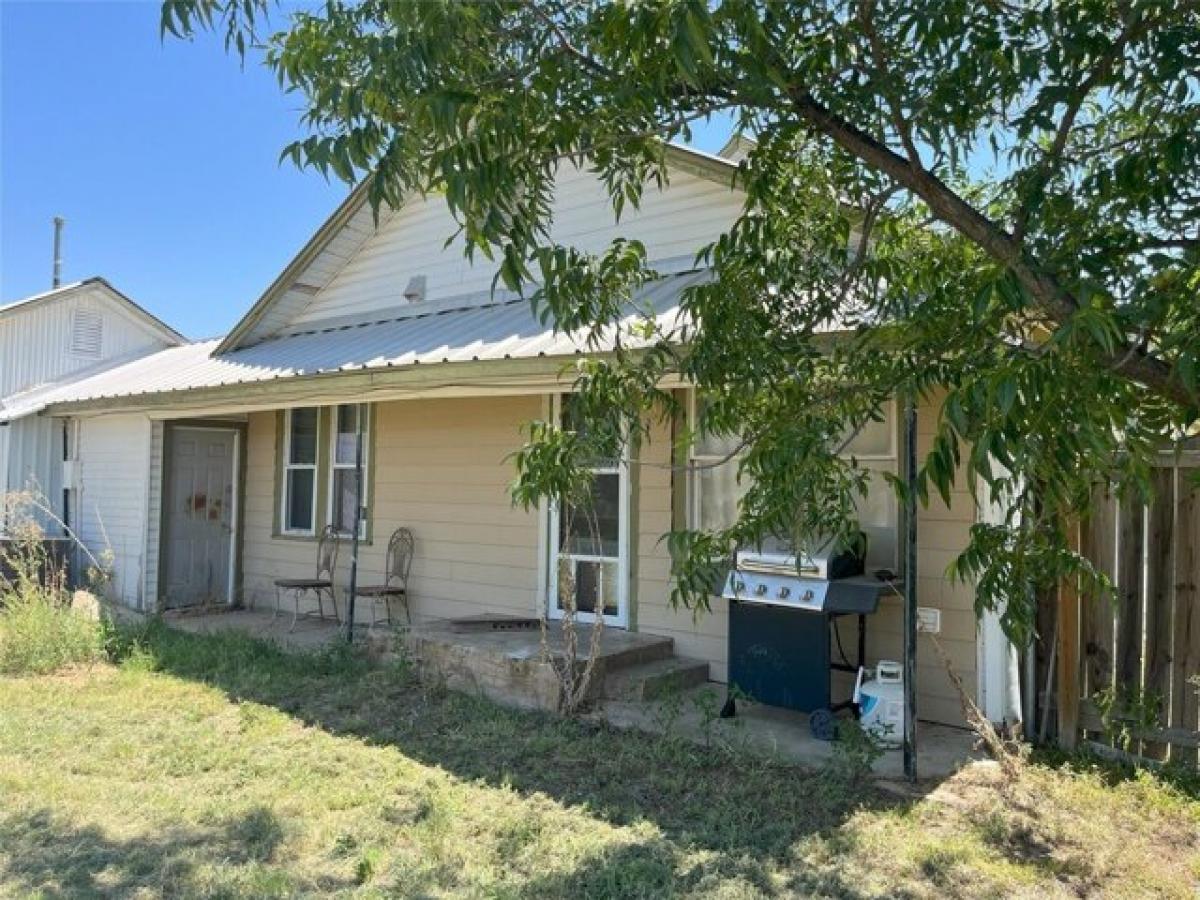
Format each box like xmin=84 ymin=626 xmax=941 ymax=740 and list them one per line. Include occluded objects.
xmin=3 ymin=271 xmax=714 ymax=422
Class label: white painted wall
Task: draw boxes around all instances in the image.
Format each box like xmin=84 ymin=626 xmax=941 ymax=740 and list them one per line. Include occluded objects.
xmin=0 ymin=283 xmax=174 ymax=398
xmin=76 ymin=413 xmax=153 ymax=608
xmin=143 ymin=421 xmax=165 ymax=607
xmin=1 ymin=282 xmax=178 ymax=533
xmin=286 ymin=163 xmax=745 ymax=328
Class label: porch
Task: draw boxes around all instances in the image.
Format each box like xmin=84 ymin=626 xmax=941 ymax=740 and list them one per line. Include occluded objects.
xmin=160 ymin=607 xmax=980 ymax=779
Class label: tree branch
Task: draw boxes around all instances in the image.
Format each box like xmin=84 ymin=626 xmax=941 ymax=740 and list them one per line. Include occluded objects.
xmin=784 ymin=87 xmax=1191 ymax=407
xmin=858 ymin=0 xmax=921 ymax=167
xmin=1014 ymin=6 xmax=1148 ymax=244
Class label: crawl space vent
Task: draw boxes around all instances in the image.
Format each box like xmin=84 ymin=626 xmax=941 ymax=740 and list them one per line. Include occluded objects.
xmin=70 ymin=309 xmax=103 ymax=357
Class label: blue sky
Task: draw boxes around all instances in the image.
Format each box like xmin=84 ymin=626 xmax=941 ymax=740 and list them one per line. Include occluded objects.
xmin=1 ymin=2 xmax=733 ymax=340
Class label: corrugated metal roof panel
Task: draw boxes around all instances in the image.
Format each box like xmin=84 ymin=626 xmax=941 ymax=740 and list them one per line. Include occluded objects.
xmin=3 ymin=271 xmax=712 ymax=421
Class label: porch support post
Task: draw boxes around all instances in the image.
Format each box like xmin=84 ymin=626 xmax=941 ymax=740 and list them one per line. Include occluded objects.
xmin=903 ymin=393 xmax=918 ymax=781
xmin=345 ymin=404 xmax=365 ymax=642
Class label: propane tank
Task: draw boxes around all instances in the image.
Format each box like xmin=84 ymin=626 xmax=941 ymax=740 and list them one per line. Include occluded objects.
xmin=853 ymin=660 xmax=905 ymax=747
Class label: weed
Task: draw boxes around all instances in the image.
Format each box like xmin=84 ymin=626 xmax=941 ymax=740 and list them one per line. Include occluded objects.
xmin=649 ymin=681 xmax=687 ymax=740
xmin=1093 ymin=684 xmax=1163 ymax=755
xmin=0 ymin=594 xmax=105 ymax=675
xmin=355 ymin=847 xmax=383 ymax=885
xmin=691 ymin=686 xmax=723 ymax=748
xmin=825 ymin=717 xmax=886 ymax=786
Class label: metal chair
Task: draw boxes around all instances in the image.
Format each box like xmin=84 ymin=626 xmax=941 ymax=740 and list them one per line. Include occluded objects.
xmin=357 ymin=527 xmax=414 ymax=627
xmin=273 ymin=525 xmax=340 ymax=631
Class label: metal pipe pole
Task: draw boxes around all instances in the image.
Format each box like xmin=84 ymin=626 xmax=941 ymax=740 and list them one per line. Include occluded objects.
xmin=52 ymin=217 xmax=65 ymax=288
xmin=345 ymin=404 xmax=365 ymax=642
xmin=903 ymin=393 xmax=919 ymax=781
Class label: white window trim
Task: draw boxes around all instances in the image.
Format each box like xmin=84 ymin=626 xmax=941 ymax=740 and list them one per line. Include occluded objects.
xmin=327 ymin=403 xmax=369 ymax=539
xmin=281 ymin=407 xmax=319 ymax=537
xmin=546 ymin=393 xmax=631 ymax=628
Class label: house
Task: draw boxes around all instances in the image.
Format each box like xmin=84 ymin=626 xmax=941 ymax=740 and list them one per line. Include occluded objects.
xmin=0 ymin=277 xmax=184 ymax=539
xmin=13 ymin=143 xmax=1017 ymax=728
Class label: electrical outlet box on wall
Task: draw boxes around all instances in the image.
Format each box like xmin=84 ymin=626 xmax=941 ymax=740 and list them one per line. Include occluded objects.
xmin=916 ymin=606 xmax=941 ymax=634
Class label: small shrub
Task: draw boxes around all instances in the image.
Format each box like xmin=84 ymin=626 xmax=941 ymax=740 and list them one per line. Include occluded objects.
xmin=0 ymin=589 xmax=105 ymax=675
xmin=0 ymin=492 xmax=110 ymax=675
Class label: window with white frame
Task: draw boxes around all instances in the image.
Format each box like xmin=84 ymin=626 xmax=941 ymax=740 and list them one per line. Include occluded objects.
xmin=688 ymin=395 xmax=899 ymax=569
xmin=329 ymin=403 xmax=369 ymax=538
xmin=281 ymin=407 xmax=319 ymax=535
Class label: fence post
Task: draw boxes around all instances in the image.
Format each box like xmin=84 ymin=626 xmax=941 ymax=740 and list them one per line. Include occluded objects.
xmin=1056 ymin=520 xmax=1082 ymax=750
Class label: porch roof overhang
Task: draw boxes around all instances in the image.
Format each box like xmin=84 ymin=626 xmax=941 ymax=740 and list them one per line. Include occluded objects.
xmin=17 ymin=270 xmax=686 ymax=419
xmin=21 ymin=269 xmax=854 ymax=421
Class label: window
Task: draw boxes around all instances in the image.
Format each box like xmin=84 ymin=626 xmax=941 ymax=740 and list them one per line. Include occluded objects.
xmin=69 ymin=309 xmax=103 ymax=357
xmin=281 ymin=408 xmax=319 ymax=535
xmin=328 ymin=403 xmax=368 ymax=538
xmin=689 ymin=404 xmax=750 ymax=534
xmin=687 ymin=395 xmax=899 ymax=569
xmin=838 ymin=403 xmax=899 ymax=570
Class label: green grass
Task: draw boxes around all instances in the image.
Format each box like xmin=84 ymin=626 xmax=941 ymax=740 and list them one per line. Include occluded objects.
xmin=0 ymin=622 xmax=1197 ymax=898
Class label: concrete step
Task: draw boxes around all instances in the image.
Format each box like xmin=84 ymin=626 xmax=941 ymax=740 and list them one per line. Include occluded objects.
xmin=602 ymin=655 xmax=710 ymax=701
xmin=589 ymin=631 xmax=675 ymax=671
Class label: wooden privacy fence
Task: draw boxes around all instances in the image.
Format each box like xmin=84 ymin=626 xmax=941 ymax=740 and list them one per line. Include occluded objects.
xmin=1060 ymin=459 xmax=1200 ymax=762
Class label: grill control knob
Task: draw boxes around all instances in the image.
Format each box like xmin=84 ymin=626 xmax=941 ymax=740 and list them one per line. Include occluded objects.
xmin=754 ymin=583 xmax=769 ymax=596
xmin=734 ymin=580 xmax=746 ymax=594
xmin=777 ymin=586 xmax=791 ymax=599
xmin=801 ymin=589 xmax=815 ymax=604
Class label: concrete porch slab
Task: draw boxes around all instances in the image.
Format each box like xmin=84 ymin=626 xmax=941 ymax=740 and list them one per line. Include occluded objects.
xmin=162 ymin=607 xmax=392 ymax=655
xmin=407 ymin=618 xmax=672 ymax=665
xmin=600 ymin=685 xmax=982 ymax=780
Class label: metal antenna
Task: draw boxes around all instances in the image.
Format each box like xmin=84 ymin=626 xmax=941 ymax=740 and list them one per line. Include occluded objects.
xmin=52 ymin=216 xmax=65 ymax=288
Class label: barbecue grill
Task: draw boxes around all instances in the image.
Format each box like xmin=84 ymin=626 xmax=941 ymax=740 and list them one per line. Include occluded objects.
xmin=720 ymin=544 xmax=890 ymax=739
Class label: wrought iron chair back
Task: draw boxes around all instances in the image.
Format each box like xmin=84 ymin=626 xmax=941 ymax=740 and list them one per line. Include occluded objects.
xmin=359 ymin=527 xmax=416 ymax=627
xmin=387 ymin=527 xmax=415 ymax=590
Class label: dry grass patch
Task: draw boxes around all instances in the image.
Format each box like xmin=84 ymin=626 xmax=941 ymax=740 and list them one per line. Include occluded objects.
xmin=0 ymin=623 xmax=1196 ymax=898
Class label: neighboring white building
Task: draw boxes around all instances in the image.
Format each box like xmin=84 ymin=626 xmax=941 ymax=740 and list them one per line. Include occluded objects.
xmin=0 ymin=278 xmax=184 ymax=539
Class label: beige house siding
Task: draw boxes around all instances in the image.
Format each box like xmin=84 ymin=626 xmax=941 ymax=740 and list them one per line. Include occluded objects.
xmin=240 ymin=396 xmax=541 ymax=620
xmin=237 ymin=391 xmax=978 ymax=727
xmin=832 ymin=390 xmax=979 ymax=727
xmin=286 ymin=164 xmax=745 ymax=330
xmin=635 ymin=411 xmax=731 ymax=681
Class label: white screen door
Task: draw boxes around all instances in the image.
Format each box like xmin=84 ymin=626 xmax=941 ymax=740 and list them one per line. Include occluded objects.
xmin=547 ymin=395 xmax=629 ymax=627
